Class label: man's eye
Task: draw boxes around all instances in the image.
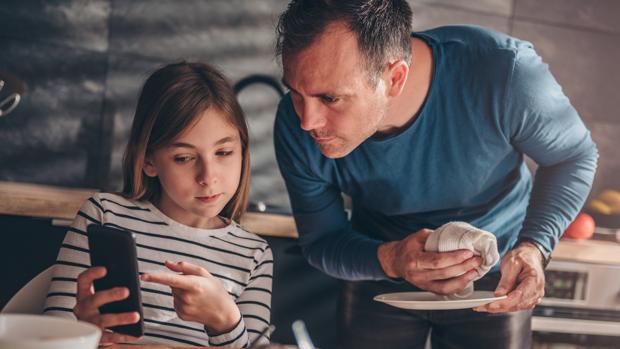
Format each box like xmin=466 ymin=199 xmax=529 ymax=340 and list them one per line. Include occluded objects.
xmin=321 ymin=95 xmax=339 ymax=104
xmin=174 ymin=155 xmax=194 ymax=163
xmin=216 ymin=151 xmax=233 ymax=157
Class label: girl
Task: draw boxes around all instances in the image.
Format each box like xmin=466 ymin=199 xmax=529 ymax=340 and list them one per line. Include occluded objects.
xmin=43 ymin=62 xmax=273 ymax=348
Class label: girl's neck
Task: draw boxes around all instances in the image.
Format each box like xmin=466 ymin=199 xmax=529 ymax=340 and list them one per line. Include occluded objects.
xmin=152 ymin=197 xmax=228 ymax=230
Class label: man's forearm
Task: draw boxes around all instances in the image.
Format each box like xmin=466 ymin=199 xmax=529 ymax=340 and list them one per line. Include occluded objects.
xmin=300 ymin=230 xmax=387 ymax=281
xmin=519 ymin=150 xmax=597 ymax=253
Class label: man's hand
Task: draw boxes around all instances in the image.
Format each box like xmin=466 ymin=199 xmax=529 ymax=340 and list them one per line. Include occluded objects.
xmin=377 ymin=229 xmax=482 ymax=295
xmin=474 ymin=242 xmax=545 ymax=312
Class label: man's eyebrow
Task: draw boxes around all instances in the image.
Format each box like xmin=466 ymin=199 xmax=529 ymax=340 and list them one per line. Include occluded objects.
xmin=281 ymin=78 xmax=349 ymax=98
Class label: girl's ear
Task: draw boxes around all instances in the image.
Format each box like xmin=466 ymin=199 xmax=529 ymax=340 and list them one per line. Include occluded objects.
xmin=142 ymin=156 xmax=158 ymax=177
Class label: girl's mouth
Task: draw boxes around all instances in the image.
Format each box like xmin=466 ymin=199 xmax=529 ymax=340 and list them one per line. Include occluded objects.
xmin=195 ymin=194 xmax=222 ymax=204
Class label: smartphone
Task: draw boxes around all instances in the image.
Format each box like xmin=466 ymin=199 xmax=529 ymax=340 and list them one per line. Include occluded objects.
xmin=87 ymin=224 xmax=144 ymax=337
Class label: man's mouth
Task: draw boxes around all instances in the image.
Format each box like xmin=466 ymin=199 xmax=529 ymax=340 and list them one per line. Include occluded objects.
xmin=311 ymin=133 xmax=335 ymax=144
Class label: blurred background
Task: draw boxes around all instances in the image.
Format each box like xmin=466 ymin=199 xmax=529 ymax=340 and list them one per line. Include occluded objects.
xmin=1 ymin=1 xmax=619 ymax=348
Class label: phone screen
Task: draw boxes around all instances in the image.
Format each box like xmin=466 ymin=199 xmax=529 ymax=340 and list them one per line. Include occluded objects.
xmin=87 ymin=224 xmax=144 ymax=337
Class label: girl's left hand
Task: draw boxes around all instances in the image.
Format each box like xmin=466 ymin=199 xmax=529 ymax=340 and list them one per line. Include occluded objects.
xmin=141 ymin=260 xmax=241 ymax=333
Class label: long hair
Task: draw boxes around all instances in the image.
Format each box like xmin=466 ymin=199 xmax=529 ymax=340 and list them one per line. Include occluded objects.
xmin=121 ymin=62 xmax=250 ymax=221
xmin=276 ymin=0 xmax=413 ymax=85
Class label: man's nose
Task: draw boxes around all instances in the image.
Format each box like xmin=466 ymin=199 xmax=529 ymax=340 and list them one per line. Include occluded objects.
xmin=299 ymin=102 xmax=327 ymax=131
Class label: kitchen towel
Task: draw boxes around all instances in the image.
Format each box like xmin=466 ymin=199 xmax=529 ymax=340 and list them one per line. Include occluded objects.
xmin=424 ymin=221 xmax=499 ymax=298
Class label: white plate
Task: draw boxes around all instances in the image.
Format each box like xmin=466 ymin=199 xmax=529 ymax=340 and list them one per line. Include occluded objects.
xmin=0 ymin=314 xmax=101 ymax=349
xmin=374 ymin=290 xmax=507 ymax=310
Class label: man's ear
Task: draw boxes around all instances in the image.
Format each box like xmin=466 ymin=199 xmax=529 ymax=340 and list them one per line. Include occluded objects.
xmin=384 ymin=60 xmax=409 ymax=98
xmin=143 ymin=156 xmax=158 ymax=177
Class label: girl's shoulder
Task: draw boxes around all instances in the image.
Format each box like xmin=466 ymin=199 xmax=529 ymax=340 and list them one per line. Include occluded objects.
xmin=88 ymin=192 xmax=151 ymax=211
xmin=80 ymin=192 xmax=155 ymax=225
xmin=227 ymin=221 xmax=270 ymax=250
xmin=71 ymin=192 xmax=150 ymax=228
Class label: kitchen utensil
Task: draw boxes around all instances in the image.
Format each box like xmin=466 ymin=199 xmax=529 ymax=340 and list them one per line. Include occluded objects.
xmin=0 ymin=71 xmax=26 ymax=118
xmin=292 ymin=320 xmax=315 ymax=349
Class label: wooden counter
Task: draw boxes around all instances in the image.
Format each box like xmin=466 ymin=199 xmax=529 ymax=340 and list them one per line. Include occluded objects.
xmin=0 ymin=181 xmax=298 ymax=239
xmin=109 ymin=345 xmax=231 ymax=349
xmin=551 ymin=238 xmax=620 ymax=265
xmin=109 ymin=345 xmax=206 ymax=349
xmin=3 ymin=180 xmax=620 ymax=265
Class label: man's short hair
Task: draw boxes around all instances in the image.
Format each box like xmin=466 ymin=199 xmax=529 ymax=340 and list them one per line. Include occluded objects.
xmin=276 ymin=0 xmax=413 ymax=85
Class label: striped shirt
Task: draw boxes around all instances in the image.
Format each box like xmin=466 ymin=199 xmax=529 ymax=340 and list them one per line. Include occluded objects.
xmin=43 ymin=193 xmax=273 ymax=348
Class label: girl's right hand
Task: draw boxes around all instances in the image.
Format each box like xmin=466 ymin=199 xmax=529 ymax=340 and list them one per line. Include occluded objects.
xmin=73 ymin=266 xmax=141 ymax=346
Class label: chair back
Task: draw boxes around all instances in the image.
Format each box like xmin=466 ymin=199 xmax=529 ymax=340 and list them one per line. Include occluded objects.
xmin=1 ymin=266 xmax=54 ymax=314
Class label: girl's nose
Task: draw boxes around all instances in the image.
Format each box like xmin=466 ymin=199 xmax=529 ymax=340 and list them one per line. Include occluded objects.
xmin=196 ymin=160 xmax=217 ymax=186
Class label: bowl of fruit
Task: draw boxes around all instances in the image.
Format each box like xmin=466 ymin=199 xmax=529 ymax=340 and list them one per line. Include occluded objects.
xmin=585 ymin=189 xmax=620 ymax=229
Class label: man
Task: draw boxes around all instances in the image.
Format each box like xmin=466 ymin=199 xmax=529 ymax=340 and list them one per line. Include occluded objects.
xmin=273 ymin=1 xmax=598 ymax=348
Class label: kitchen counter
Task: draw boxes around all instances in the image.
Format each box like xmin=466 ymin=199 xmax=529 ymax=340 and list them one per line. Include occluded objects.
xmin=551 ymin=237 xmax=620 ymax=265
xmin=0 ymin=181 xmax=298 ymax=239
xmin=3 ymin=180 xmax=620 ymax=265
xmin=108 ymin=345 xmax=231 ymax=349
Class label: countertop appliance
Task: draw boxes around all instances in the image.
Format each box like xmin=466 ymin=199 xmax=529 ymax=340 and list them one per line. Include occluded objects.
xmin=532 ymin=230 xmax=620 ymax=348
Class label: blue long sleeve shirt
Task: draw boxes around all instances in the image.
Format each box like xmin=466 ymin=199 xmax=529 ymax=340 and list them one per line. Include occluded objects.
xmin=274 ymin=25 xmax=598 ymax=281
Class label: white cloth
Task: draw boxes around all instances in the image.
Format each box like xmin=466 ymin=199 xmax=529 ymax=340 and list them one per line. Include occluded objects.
xmin=424 ymin=221 xmax=499 ymax=298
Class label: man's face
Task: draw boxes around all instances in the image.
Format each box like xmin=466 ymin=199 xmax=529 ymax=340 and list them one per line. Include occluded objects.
xmin=282 ymin=22 xmax=390 ymax=158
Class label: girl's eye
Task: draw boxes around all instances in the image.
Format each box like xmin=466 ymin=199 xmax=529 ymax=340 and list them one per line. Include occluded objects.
xmin=174 ymin=155 xmax=195 ymax=163
xmin=216 ymin=150 xmax=234 ymax=157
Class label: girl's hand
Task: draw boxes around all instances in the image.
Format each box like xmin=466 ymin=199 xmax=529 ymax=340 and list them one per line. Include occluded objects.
xmin=141 ymin=261 xmax=241 ymax=333
xmin=73 ymin=266 xmax=141 ymax=346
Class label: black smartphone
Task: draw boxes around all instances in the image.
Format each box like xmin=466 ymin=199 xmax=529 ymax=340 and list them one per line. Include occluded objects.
xmin=87 ymin=224 xmax=144 ymax=337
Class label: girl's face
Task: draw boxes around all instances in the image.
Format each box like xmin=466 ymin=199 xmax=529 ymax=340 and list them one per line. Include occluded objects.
xmin=143 ymin=108 xmax=243 ymax=229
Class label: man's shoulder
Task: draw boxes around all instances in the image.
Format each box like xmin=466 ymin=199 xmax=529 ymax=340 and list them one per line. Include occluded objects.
xmin=418 ymin=25 xmax=531 ymax=53
xmin=420 ymin=25 xmax=537 ymax=87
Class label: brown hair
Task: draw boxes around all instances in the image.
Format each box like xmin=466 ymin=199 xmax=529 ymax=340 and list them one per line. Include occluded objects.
xmin=276 ymin=0 xmax=413 ymax=85
xmin=121 ymin=62 xmax=250 ymax=222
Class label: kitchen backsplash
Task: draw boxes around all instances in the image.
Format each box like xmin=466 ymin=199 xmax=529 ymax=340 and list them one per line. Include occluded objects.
xmin=0 ymin=0 xmax=618 ymax=211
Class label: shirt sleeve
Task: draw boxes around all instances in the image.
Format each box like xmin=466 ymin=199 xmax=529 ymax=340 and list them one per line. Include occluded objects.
xmin=206 ymin=244 xmax=273 ymax=348
xmin=43 ymin=196 xmax=103 ymax=318
xmin=503 ymin=45 xmax=598 ymax=252
xmin=274 ymin=97 xmax=388 ymax=281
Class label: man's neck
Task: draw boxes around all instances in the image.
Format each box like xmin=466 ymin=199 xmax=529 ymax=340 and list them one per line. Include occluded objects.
xmin=380 ymin=37 xmax=433 ymax=135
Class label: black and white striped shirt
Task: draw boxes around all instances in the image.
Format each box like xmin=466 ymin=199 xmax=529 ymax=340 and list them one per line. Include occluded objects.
xmin=43 ymin=193 xmax=273 ymax=348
